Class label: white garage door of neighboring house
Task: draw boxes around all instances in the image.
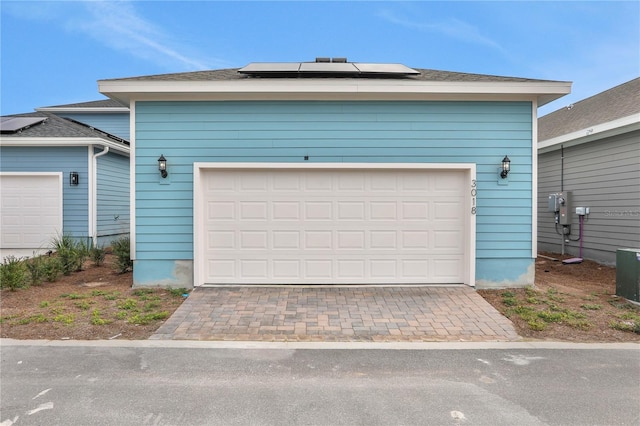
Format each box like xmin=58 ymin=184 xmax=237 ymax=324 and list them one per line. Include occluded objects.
xmin=196 ymin=165 xmax=472 ymax=286
xmin=0 ymin=173 xmax=63 ymax=257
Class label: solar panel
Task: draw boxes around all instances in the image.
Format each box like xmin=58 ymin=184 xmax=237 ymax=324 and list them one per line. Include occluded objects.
xmin=238 ymin=61 xmax=420 ymax=77
xmin=354 ymin=63 xmax=420 ymax=75
xmin=0 ymin=116 xmax=47 ymax=133
xmin=238 ymin=62 xmax=301 ymax=74
xmin=299 ymin=62 xmax=359 ymax=73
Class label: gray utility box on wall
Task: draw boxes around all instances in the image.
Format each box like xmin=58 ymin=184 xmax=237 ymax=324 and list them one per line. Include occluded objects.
xmin=616 ymin=248 xmax=640 ymax=303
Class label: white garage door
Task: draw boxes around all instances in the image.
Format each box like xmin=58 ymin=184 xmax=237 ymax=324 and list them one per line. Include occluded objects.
xmin=200 ymin=167 xmax=468 ymax=285
xmin=0 ymin=173 xmax=63 ymax=257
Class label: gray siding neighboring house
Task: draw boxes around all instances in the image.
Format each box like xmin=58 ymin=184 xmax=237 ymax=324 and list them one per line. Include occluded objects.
xmin=538 ymin=78 xmax=640 ymax=264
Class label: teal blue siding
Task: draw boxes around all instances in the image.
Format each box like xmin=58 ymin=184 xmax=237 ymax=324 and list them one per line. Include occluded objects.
xmin=0 ymin=146 xmax=89 ymax=240
xmin=134 ymin=101 xmax=534 ymax=285
xmin=96 ymin=149 xmax=130 ymax=245
xmin=59 ymin=113 xmax=130 ymax=140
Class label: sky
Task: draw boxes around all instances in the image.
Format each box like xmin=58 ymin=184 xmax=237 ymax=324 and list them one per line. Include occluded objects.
xmin=1 ymin=1 xmax=638 ymax=117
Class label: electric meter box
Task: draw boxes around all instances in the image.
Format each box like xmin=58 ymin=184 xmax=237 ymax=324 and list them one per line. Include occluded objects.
xmin=548 ymin=191 xmax=572 ymax=224
xmin=616 ymin=248 xmax=640 ymax=303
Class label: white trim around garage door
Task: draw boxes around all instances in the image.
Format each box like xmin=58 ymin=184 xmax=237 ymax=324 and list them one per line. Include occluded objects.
xmin=194 ymin=163 xmax=476 ymax=287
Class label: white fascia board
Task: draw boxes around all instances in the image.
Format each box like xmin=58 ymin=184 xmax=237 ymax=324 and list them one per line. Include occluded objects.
xmin=0 ymin=137 xmax=130 ymax=155
xmin=35 ymin=107 xmax=129 ymax=113
xmin=538 ymin=114 xmax=640 ymax=153
xmin=99 ymin=79 xmax=571 ymax=105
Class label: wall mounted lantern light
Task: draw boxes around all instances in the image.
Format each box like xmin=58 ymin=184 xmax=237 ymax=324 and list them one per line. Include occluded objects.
xmin=500 ymin=155 xmax=511 ymax=179
xmin=158 ymin=154 xmax=168 ymax=178
xmin=69 ymin=171 xmax=79 ymax=186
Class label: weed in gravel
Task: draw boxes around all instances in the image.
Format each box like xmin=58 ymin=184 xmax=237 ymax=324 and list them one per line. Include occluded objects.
xmin=39 ymin=301 xmax=50 ymax=308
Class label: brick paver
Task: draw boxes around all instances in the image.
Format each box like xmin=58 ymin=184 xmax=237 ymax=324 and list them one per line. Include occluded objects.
xmin=150 ymin=286 xmax=521 ymax=342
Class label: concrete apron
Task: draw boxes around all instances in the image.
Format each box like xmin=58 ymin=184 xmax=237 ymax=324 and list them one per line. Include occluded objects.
xmin=150 ymin=286 xmax=521 ymax=342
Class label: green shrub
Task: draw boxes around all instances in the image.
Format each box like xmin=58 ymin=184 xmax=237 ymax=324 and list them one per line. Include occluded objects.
xmin=0 ymin=256 xmax=27 ymax=291
xmin=111 ymin=237 xmax=132 ymax=273
xmin=52 ymin=234 xmax=88 ymax=275
xmin=89 ymin=244 xmax=107 ymax=267
xmin=42 ymin=257 xmax=61 ymax=282
xmin=25 ymin=254 xmax=46 ymax=286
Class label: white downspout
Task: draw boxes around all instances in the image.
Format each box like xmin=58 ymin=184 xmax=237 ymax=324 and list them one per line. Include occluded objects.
xmin=90 ymin=146 xmax=110 ymax=247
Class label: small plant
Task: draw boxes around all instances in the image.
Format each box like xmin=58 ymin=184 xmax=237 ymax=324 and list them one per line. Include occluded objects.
xmin=167 ymin=287 xmax=189 ymax=297
xmin=53 ymin=313 xmax=75 ymax=324
xmin=501 ymin=291 xmax=518 ymax=307
xmin=527 ymin=319 xmax=548 ymax=331
xmin=25 ymin=254 xmax=46 ymax=286
xmin=52 ymin=234 xmax=88 ymax=275
xmin=42 ymin=257 xmax=61 ymax=282
xmin=0 ymin=255 xmax=27 ymax=291
xmin=103 ymin=292 xmax=120 ymax=301
xmin=115 ymin=311 xmax=128 ymax=320
xmin=89 ymin=244 xmax=107 ymax=267
xmin=74 ymin=300 xmax=93 ymax=310
xmin=91 ymin=310 xmax=111 ymax=325
xmin=546 ymin=287 xmax=565 ymax=303
xmin=128 ymin=311 xmax=169 ymax=325
xmin=581 ymin=304 xmax=602 ymax=311
xmin=610 ymin=319 xmax=640 ymax=334
xmin=60 ymin=293 xmax=85 ymax=300
xmin=39 ymin=301 xmax=50 ymax=308
xmin=111 ymin=237 xmax=132 ymax=273
xmin=144 ymin=301 xmax=161 ymax=311
xmin=117 ymin=298 xmax=138 ymax=310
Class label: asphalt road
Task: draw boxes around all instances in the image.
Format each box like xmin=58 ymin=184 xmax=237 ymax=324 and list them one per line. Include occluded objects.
xmin=1 ymin=340 xmax=638 ymax=426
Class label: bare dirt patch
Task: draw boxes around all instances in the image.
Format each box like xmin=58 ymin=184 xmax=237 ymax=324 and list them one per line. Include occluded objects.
xmin=1 ymin=254 xmax=186 ymax=340
xmin=478 ymin=252 xmax=640 ymax=342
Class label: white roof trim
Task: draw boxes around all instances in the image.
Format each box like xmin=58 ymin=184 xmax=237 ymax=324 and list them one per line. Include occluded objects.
xmin=99 ymin=79 xmax=571 ymax=106
xmin=0 ymin=137 xmax=130 ymax=155
xmin=538 ymin=113 xmax=640 ymax=153
xmin=35 ymin=107 xmax=129 ymax=113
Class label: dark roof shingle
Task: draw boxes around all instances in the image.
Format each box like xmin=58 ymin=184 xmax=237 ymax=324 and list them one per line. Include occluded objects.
xmin=101 ymin=67 xmax=563 ymax=84
xmin=0 ymin=112 xmax=128 ymax=146
xmin=539 ymin=77 xmax=640 ymax=141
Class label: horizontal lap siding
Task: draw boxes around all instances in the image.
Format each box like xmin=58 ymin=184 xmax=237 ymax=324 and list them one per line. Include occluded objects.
xmin=538 ymin=130 xmax=640 ymax=264
xmin=135 ymin=101 xmax=532 ymax=261
xmin=96 ymin=150 xmax=130 ymax=242
xmin=0 ymin=146 xmax=89 ymax=239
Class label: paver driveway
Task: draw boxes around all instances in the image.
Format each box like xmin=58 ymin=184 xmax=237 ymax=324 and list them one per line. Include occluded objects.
xmin=151 ymin=286 xmax=520 ymax=342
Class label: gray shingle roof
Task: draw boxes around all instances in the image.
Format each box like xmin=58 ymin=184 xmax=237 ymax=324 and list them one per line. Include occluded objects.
xmin=539 ymin=77 xmax=640 ymax=142
xmin=101 ymin=67 xmax=563 ymax=84
xmin=0 ymin=112 xmax=129 ymax=147
xmin=37 ymin=99 xmax=126 ymax=109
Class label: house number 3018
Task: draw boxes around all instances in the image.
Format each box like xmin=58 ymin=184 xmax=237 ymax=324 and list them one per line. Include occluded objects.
xmin=471 ymin=179 xmax=477 ymax=215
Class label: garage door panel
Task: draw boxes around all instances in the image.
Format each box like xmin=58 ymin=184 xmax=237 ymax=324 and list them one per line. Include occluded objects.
xmin=1 ymin=174 xmax=62 ymax=251
xmin=202 ymin=168 xmax=466 ymax=284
